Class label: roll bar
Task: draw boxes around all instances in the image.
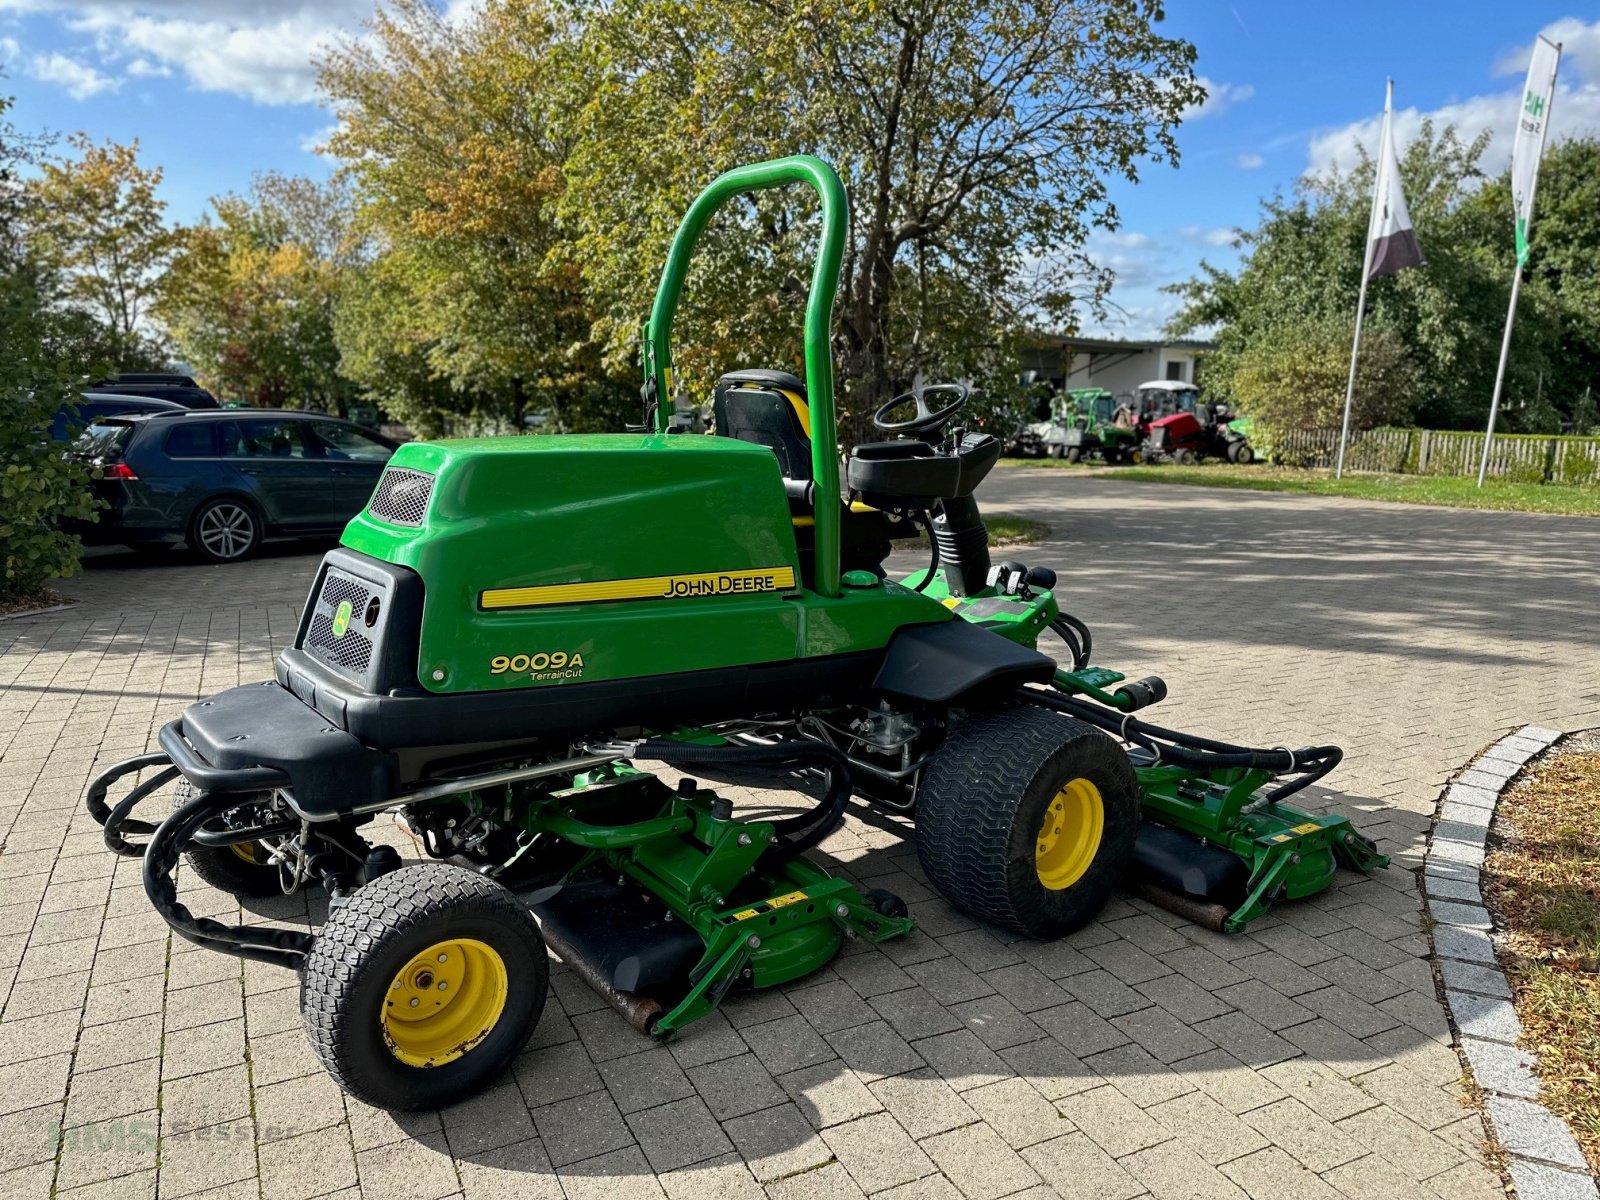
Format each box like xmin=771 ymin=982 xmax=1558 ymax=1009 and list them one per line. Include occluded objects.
xmin=644 ymin=156 xmax=849 ymax=597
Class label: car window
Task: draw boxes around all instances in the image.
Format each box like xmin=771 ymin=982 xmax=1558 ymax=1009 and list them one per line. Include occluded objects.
xmin=164 ymin=424 xmax=217 ymax=458
xmin=71 ymin=423 xmax=134 ymax=460
xmin=224 ymin=418 xmax=312 ymax=459
xmin=307 ymin=421 xmax=393 ymax=463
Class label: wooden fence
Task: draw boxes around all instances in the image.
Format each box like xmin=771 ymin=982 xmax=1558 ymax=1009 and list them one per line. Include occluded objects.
xmin=1268 ymin=427 xmax=1600 ymax=485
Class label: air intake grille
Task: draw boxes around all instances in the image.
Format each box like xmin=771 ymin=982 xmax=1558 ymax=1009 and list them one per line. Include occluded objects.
xmin=369 ymin=467 xmax=434 ymax=527
xmin=303 ymin=570 xmax=377 ymax=679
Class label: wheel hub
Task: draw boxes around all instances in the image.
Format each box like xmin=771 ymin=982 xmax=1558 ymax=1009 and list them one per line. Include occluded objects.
xmin=1035 ymin=777 xmax=1105 ymax=891
xmin=381 ymin=938 xmax=508 ymax=1067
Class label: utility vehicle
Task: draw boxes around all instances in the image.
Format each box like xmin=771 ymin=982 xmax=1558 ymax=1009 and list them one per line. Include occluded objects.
xmin=88 ymin=157 xmax=1381 ymax=1111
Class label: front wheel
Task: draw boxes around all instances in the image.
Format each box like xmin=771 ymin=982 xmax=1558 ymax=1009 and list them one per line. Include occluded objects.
xmin=189 ymin=497 xmax=262 ymax=563
xmin=1065 ymin=446 xmax=1083 ymax=464
xmin=915 ymin=706 xmax=1139 ymax=939
xmin=1230 ymin=442 xmax=1254 ymax=464
xmin=174 ymin=780 xmax=282 ymax=897
xmin=300 ymin=863 xmax=547 ymax=1110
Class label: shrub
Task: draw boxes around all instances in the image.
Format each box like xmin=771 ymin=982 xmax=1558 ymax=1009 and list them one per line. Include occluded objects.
xmin=0 ymin=273 xmax=98 ymax=603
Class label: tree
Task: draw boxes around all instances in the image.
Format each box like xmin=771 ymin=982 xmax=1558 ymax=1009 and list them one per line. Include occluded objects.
xmin=567 ymin=0 xmax=1202 ymax=436
xmin=159 ymin=173 xmax=355 ymax=410
xmin=0 ymin=97 xmax=100 ymax=601
xmin=319 ymin=0 xmax=1200 ymax=437
xmin=320 ymin=0 xmax=634 ymax=433
xmin=28 ymin=135 xmax=175 ymax=366
xmin=1169 ymin=126 xmax=1600 ymax=435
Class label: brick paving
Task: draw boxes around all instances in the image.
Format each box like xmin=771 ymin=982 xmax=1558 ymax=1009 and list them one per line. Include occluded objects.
xmin=2 ymin=473 xmax=1598 ymax=1199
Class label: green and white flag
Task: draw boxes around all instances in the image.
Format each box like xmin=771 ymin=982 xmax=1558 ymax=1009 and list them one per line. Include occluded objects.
xmin=1511 ymin=35 xmax=1561 ymax=265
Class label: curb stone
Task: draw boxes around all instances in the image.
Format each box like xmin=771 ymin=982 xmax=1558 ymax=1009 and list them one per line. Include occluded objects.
xmin=1424 ymin=723 xmax=1598 ymax=1200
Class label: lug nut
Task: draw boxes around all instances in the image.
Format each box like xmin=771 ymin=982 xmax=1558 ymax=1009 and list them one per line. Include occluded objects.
xmin=409 ymin=997 xmax=420 ymax=1008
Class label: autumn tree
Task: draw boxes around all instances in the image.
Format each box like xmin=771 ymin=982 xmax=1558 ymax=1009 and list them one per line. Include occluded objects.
xmin=28 ymin=135 xmax=175 ymax=365
xmin=320 ymin=0 xmax=633 ymax=433
xmin=159 ymin=173 xmax=355 ymax=410
xmin=320 ymin=0 xmax=1200 ymax=436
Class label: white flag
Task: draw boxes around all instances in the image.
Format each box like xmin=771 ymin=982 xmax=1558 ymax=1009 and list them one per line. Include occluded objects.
xmin=1367 ymin=85 xmax=1423 ymax=280
xmin=1511 ymin=35 xmax=1561 ymax=265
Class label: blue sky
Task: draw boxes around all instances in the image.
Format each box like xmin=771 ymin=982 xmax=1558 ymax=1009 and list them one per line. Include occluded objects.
xmin=2 ymin=2 xmax=1598 ymax=339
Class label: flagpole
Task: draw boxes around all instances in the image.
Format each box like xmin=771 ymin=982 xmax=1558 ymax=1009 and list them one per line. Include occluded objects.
xmin=1478 ymin=40 xmax=1560 ymax=488
xmin=1336 ymin=79 xmax=1391 ymax=481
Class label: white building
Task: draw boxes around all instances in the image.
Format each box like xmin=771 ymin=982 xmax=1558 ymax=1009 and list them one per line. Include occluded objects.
xmin=1021 ymin=335 xmax=1215 ymax=399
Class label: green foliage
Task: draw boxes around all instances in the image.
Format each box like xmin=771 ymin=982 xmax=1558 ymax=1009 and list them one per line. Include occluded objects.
xmin=27 ymin=134 xmax=176 ymax=366
xmin=319 ymin=0 xmax=1200 ymax=439
xmin=1169 ymin=128 xmax=1600 ymax=434
xmin=0 ymin=97 xmax=99 ymax=601
xmin=159 ymin=172 xmax=355 ymax=410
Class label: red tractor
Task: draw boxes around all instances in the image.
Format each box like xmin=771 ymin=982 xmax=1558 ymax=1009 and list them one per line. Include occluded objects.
xmin=1134 ymin=382 xmax=1254 ymax=464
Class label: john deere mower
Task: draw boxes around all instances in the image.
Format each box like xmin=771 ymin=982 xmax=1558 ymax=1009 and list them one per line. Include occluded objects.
xmin=86 ymin=157 xmax=1384 ymax=1112
xmin=1048 ymin=388 xmax=1141 ymax=464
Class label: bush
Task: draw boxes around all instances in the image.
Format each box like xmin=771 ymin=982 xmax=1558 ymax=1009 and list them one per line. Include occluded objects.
xmin=0 ymin=276 xmax=98 ymax=603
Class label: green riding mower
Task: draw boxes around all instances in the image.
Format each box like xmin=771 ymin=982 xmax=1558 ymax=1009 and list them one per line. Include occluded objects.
xmin=86 ymin=157 xmax=1386 ymax=1113
xmin=1047 ymin=388 xmax=1141 ymax=464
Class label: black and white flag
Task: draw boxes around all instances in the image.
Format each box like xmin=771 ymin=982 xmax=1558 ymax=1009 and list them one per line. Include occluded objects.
xmin=1366 ymin=84 xmax=1424 ymax=280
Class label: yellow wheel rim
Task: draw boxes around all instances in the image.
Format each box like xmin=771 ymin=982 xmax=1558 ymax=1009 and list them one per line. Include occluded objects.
xmin=231 ymin=841 xmax=265 ymax=864
xmin=1035 ymin=777 xmax=1105 ymax=891
xmin=381 ymin=938 xmax=508 ymax=1068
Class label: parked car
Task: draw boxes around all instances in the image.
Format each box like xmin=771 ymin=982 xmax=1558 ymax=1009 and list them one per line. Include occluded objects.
xmin=51 ymin=391 xmax=187 ymax=442
xmin=89 ymin=372 xmax=220 ymax=409
xmin=68 ymin=410 xmax=398 ymax=562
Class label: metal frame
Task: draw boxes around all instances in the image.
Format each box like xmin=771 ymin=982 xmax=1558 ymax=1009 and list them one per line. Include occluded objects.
xmin=644 ymin=155 xmax=849 ymax=597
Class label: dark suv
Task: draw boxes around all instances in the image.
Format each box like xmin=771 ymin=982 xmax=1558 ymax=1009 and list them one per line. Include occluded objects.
xmin=71 ymin=410 xmax=398 ymax=563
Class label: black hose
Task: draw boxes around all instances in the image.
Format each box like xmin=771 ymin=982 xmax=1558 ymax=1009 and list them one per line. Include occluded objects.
xmin=1023 ymin=689 xmax=1341 ymax=802
xmin=102 ymin=765 xmax=180 ymax=856
xmin=1053 ymin=611 xmax=1093 ymax=669
xmin=636 ymin=737 xmax=853 ymax=860
xmin=912 ymin=509 xmax=940 ymax=593
xmin=143 ymin=789 xmax=311 ymax=968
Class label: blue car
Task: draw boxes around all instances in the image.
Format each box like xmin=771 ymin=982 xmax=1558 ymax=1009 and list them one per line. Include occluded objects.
xmin=70 ymin=409 xmax=398 ymax=562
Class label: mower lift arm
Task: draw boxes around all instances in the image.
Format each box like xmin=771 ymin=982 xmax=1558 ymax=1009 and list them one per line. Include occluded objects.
xmin=644 ymin=155 xmax=849 ymax=597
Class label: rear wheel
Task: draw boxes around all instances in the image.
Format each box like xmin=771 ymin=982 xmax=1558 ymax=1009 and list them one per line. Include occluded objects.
xmin=915 ymin=706 xmax=1139 ymax=939
xmin=1230 ymin=442 xmax=1254 ymax=464
xmin=300 ymin=863 xmax=547 ymax=1110
xmin=189 ymin=497 xmax=261 ymax=563
xmin=1065 ymin=446 xmax=1082 ymax=463
xmin=173 ymin=779 xmax=282 ymax=897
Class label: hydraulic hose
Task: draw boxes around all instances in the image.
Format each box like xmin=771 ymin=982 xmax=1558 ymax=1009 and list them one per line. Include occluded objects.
xmin=636 ymin=737 xmax=853 ymax=860
xmin=1048 ymin=613 xmax=1092 ymax=671
xmin=911 ymin=509 xmax=941 ymax=593
xmin=1023 ymin=689 xmax=1341 ymax=802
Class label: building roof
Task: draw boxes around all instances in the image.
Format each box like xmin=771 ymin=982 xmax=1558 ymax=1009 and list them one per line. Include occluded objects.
xmin=1026 ymin=333 xmax=1217 ymax=354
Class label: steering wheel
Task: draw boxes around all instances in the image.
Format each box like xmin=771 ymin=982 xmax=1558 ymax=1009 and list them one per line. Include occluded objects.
xmin=872 ymin=383 xmax=969 ymax=439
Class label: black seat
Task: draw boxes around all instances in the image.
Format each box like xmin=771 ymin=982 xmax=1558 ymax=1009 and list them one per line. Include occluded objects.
xmin=711 ymin=368 xmax=909 ymax=580
xmin=712 ymin=370 xmax=812 ymax=482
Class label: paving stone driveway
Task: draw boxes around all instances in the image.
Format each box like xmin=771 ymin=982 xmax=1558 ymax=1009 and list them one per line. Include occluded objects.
xmin=2 ymin=472 xmax=1598 ymax=1200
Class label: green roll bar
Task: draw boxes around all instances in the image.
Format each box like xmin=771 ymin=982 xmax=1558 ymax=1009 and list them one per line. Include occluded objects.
xmin=644 ymin=155 xmax=849 ymax=598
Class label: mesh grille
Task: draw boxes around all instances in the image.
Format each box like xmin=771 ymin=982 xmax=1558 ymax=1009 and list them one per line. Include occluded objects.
xmin=369 ymin=467 xmax=434 ymax=526
xmin=303 ymin=571 xmax=376 ymax=679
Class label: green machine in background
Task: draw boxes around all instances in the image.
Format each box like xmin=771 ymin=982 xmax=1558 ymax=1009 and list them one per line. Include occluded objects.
xmin=87 ymin=156 xmax=1385 ymax=1113
xmin=1044 ymin=388 xmax=1141 ymax=463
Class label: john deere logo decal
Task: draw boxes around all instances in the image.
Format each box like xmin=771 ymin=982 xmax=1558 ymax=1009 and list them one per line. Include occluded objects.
xmin=331 ymin=600 xmax=353 ymax=638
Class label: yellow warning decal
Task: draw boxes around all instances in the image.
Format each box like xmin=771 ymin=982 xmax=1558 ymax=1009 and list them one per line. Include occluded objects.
xmin=482 ymin=566 xmax=797 ymax=610
xmin=731 ymin=889 xmax=812 ymax=921
xmin=1290 ymin=822 xmax=1322 ymax=835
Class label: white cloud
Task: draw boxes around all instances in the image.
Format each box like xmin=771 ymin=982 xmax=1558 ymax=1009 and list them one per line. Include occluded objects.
xmin=30 ymin=48 xmax=117 ymax=98
xmin=1177 ymin=225 xmax=1237 ymax=248
xmin=0 ymin=35 xmax=20 ymax=66
xmin=1236 ymin=151 xmax=1264 ymax=169
xmin=1185 ymin=77 xmax=1255 ymax=121
xmin=299 ymin=120 xmax=340 ymax=156
xmin=0 ymin=1 xmax=373 ymax=105
xmin=1095 ymin=230 xmax=1157 ymax=250
xmin=1307 ymin=18 xmax=1600 ymax=179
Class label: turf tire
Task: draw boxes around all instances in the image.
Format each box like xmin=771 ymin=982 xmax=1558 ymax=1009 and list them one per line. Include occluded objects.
xmin=173 ymin=779 xmax=282 ymax=898
xmin=300 ymin=862 xmax=547 ymax=1111
xmin=1065 ymin=446 xmax=1082 ymax=463
xmin=916 ymin=706 xmax=1138 ymax=939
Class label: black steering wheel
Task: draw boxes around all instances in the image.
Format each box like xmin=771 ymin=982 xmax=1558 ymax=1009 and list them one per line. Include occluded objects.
xmin=872 ymin=383 xmax=969 ymax=439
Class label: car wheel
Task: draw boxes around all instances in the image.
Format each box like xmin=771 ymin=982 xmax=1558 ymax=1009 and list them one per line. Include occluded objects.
xmin=190 ymin=498 xmax=262 ymax=563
